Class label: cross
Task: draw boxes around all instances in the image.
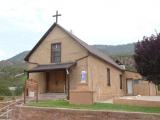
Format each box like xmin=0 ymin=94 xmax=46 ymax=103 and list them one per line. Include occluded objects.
xmin=52 ymin=11 xmax=61 ymax=23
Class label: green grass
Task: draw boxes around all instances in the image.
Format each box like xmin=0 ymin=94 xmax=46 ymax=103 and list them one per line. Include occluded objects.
xmin=27 ymin=100 xmax=160 ymax=113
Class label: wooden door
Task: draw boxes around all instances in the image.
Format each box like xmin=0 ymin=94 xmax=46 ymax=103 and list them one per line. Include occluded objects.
xmin=48 ymin=70 xmax=65 ymax=93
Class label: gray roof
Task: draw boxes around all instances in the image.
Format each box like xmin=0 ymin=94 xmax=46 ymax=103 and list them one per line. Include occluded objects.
xmin=28 ymin=62 xmax=75 ymax=72
xmin=57 ymin=24 xmax=123 ymax=70
xmin=25 ymin=23 xmax=123 ymax=71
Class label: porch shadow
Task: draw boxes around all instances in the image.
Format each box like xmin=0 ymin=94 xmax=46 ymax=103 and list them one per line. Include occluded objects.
xmin=38 ymin=93 xmax=67 ymax=100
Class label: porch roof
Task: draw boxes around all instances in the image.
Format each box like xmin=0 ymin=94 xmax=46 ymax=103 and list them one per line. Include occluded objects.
xmin=27 ymin=62 xmax=75 ymax=73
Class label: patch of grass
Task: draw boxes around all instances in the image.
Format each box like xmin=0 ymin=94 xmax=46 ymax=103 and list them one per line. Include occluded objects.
xmin=27 ymin=100 xmax=160 ymax=113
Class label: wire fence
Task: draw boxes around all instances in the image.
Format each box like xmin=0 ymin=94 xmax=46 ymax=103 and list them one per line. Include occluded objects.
xmin=0 ymin=73 xmax=26 ymax=101
xmin=0 ymin=86 xmax=24 ymax=102
xmin=0 ymin=86 xmax=24 ymax=96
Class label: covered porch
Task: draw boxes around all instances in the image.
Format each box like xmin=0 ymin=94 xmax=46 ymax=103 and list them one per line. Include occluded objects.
xmin=27 ymin=62 xmax=75 ymax=100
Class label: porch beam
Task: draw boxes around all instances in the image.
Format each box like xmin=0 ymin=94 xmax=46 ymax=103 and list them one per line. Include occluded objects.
xmin=66 ymin=68 xmax=70 ymax=100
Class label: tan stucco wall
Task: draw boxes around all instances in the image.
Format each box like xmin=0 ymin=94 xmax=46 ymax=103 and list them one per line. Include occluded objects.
xmin=28 ymin=26 xmax=88 ymax=68
xmin=70 ymin=91 xmax=93 ymax=104
xmin=69 ymin=57 xmax=94 ymax=104
xmin=26 ymin=24 xmax=157 ymax=105
xmin=149 ymin=82 xmax=157 ymax=96
xmin=27 ymin=25 xmax=89 ymax=94
xmin=29 ymin=72 xmax=46 ymax=93
xmin=88 ymin=55 xmax=124 ymax=102
xmin=124 ymin=71 xmax=142 ymax=95
xmin=133 ymin=81 xmax=156 ymax=96
xmin=124 ymin=71 xmax=156 ymax=96
xmin=69 ymin=57 xmax=89 ymax=91
xmin=133 ymin=81 xmax=150 ymax=96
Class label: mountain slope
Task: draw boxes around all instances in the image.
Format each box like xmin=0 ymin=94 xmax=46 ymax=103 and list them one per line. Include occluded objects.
xmin=93 ymin=43 xmax=135 ymax=56
xmin=8 ymin=51 xmax=29 ymax=64
xmin=0 ymin=51 xmax=29 ymax=68
xmin=93 ymin=43 xmax=136 ymax=71
xmin=0 ymin=43 xmax=136 ymax=70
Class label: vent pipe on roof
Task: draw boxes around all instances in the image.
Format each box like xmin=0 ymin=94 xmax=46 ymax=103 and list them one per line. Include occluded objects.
xmin=120 ymin=65 xmax=126 ymax=70
xmin=70 ymin=30 xmax=73 ymax=33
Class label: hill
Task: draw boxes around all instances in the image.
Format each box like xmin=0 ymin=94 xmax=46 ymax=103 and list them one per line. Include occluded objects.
xmin=0 ymin=43 xmax=136 ymax=70
xmin=93 ymin=43 xmax=136 ymax=71
xmin=8 ymin=51 xmax=29 ymax=64
xmin=0 ymin=51 xmax=29 ymax=68
xmin=93 ymin=43 xmax=135 ymax=56
xmin=0 ymin=43 xmax=136 ymax=96
xmin=0 ymin=51 xmax=28 ymax=96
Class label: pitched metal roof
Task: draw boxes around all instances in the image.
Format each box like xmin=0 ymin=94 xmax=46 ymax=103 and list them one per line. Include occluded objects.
xmin=27 ymin=62 xmax=75 ymax=72
xmin=24 ymin=23 xmax=123 ymax=71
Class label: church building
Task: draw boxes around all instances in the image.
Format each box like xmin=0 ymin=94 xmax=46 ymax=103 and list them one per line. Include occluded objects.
xmin=24 ymin=16 xmax=156 ymax=104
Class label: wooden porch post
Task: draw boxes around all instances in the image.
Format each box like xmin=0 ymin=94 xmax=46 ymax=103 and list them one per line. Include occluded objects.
xmin=46 ymin=72 xmax=49 ymax=93
xmin=24 ymin=80 xmax=27 ymax=104
xmin=66 ymin=69 xmax=70 ymax=100
xmin=24 ymin=71 xmax=28 ymax=104
xmin=68 ymin=74 xmax=70 ymax=100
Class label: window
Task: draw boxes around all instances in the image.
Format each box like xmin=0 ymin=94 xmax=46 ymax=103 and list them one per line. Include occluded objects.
xmin=120 ymin=74 xmax=122 ymax=89
xmin=51 ymin=43 xmax=61 ymax=63
xmin=107 ymin=68 xmax=111 ymax=86
xmin=81 ymin=71 xmax=87 ymax=83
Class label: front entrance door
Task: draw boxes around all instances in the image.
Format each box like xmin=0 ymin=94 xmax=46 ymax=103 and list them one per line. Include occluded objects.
xmin=48 ymin=70 xmax=66 ymax=93
xmin=127 ymin=80 xmax=133 ymax=95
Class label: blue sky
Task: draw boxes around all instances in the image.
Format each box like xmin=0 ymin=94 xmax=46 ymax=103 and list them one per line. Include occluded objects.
xmin=0 ymin=0 xmax=160 ymax=60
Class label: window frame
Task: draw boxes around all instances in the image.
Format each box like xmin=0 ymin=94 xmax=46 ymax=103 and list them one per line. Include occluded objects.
xmin=80 ymin=70 xmax=87 ymax=84
xmin=107 ymin=68 xmax=111 ymax=86
xmin=120 ymin=74 xmax=122 ymax=89
xmin=51 ymin=43 xmax=61 ymax=63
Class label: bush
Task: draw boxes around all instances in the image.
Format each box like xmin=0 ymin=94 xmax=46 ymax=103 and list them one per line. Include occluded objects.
xmin=0 ymin=96 xmax=4 ymax=101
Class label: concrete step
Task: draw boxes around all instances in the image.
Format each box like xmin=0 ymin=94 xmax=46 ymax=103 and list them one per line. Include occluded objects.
xmin=35 ymin=93 xmax=67 ymax=100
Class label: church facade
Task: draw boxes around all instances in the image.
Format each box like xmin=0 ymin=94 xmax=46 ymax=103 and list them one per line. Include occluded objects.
xmin=24 ymin=23 xmax=156 ymax=104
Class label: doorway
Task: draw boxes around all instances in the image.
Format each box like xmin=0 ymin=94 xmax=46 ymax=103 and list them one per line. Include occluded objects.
xmin=127 ymin=80 xmax=133 ymax=95
xmin=47 ymin=70 xmax=66 ymax=93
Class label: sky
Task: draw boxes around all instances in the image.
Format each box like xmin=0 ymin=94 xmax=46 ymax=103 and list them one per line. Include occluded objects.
xmin=0 ymin=0 xmax=160 ymax=60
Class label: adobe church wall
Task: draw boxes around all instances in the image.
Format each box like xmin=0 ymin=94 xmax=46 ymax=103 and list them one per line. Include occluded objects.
xmin=133 ymin=81 xmax=157 ymax=96
xmin=69 ymin=57 xmax=94 ymax=104
xmin=29 ymin=72 xmax=46 ymax=93
xmin=88 ymin=55 xmax=125 ymax=102
xmin=69 ymin=57 xmax=89 ymax=91
xmin=28 ymin=26 xmax=88 ymax=65
xmin=133 ymin=81 xmax=150 ymax=95
xmin=124 ymin=71 xmax=157 ymax=96
xmin=124 ymin=71 xmax=141 ymax=95
xmin=27 ymin=26 xmax=89 ymax=95
xmin=149 ymin=82 xmax=157 ymax=96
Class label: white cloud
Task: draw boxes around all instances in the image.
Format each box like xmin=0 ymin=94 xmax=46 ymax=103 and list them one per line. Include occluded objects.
xmin=0 ymin=49 xmax=7 ymax=60
xmin=0 ymin=0 xmax=160 ymax=60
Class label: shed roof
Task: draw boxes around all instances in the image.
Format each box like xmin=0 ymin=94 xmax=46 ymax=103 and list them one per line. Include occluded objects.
xmin=24 ymin=23 xmax=123 ymax=71
xmin=27 ymin=62 xmax=75 ymax=73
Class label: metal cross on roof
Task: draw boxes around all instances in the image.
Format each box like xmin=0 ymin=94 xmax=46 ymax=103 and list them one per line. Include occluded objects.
xmin=52 ymin=11 xmax=61 ymax=23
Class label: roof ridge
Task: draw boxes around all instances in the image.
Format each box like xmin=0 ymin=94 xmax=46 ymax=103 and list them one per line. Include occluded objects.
xmin=25 ymin=23 xmax=122 ymax=70
xmin=56 ymin=24 xmax=122 ymax=70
